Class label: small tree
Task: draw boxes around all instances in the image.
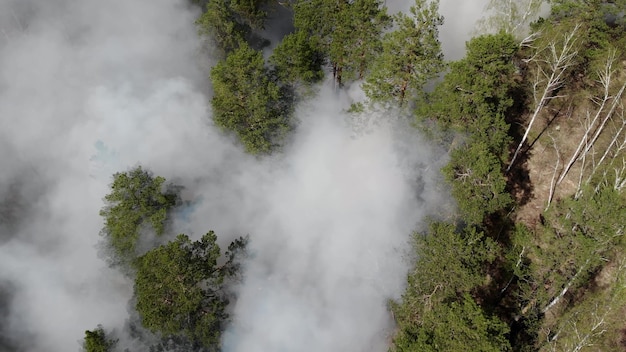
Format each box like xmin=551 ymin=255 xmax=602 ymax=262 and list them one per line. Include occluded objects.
xmin=444 ymin=141 xmax=513 ymax=225
xmin=269 ymin=30 xmax=325 ymax=85
xmin=394 ymin=294 xmax=511 ymax=352
xmin=419 ymin=32 xmax=518 ymax=159
xmin=392 ymin=223 xmax=505 ymax=351
xmin=294 ymin=0 xmax=390 ymax=86
xmin=363 ymin=0 xmax=444 ymax=106
xmin=83 ymin=326 xmax=117 ymax=352
xmin=134 ymin=232 xmax=247 ymax=348
xmin=210 ymin=42 xmax=291 ymax=154
xmin=100 ymin=166 xmax=180 ymax=267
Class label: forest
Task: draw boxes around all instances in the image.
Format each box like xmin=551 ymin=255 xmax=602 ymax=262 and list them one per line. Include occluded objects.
xmin=0 ymin=0 xmax=623 ymax=351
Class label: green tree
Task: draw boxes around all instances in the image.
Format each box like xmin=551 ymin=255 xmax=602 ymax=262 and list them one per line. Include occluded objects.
xmin=444 ymin=141 xmax=513 ymax=225
xmin=269 ymin=30 xmax=325 ymax=85
xmin=394 ymin=295 xmax=511 ymax=352
xmin=294 ymin=0 xmax=390 ymax=86
xmin=134 ymin=232 xmax=247 ymax=348
xmin=363 ymin=0 xmax=444 ymax=106
xmin=229 ymin=0 xmax=267 ymax=29
xmin=419 ymin=32 xmax=519 ymax=158
xmin=196 ymin=0 xmax=247 ymax=55
xmin=392 ymin=223 xmax=506 ymax=351
xmin=83 ymin=326 xmax=117 ymax=352
xmin=195 ymin=0 xmax=269 ymax=55
xmin=331 ymin=0 xmax=390 ymax=83
xmin=401 ymin=223 xmax=498 ymax=309
xmin=210 ymin=42 xmax=291 ymax=154
xmin=543 ymin=0 xmax=626 ymax=61
xmin=99 ymin=166 xmax=180 ymax=267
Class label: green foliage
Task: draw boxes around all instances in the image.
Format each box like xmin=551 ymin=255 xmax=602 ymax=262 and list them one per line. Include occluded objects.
xmin=294 ymin=0 xmax=390 ymax=85
xmin=420 ymin=32 xmax=518 ymax=157
xmin=542 ymin=0 xmax=626 ymax=62
xmin=83 ymin=326 xmax=116 ymax=352
xmin=196 ymin=0 xmax=247 ymax=55
xmin=195 ymin=0 xmax=269 ymax=56
xmin=363 ymin=0 xmax=444 ymax=106
xmin=210 ymin=42 xmax=291 ymax=154
xmin=269 ymin=30 xmax=325 ymax=85
xmin=99 ymin=166 xmax=180 ymax=268
xmin=134 ymin=232 xmax=247 ymax=348
xmin=392 ymin=223 xmax=506 ymax=351
xmin=505 ymin=183 xmax=626 ymax=348
xmin=229 ymin=0 xmax=267 ymax=29
xmin=394 ymin=294 xmax=511 ymax=352
xmin=395 ymin=222 xmax=497 ymax=325
xmin=444 ymin=140 xmax=513 ymax=225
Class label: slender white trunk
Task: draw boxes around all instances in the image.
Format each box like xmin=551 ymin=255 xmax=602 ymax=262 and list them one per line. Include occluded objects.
xmin=507 ymin=24 xmax=579 ymax=172
xmin=543 ymin=258 xmax=590 ymax=314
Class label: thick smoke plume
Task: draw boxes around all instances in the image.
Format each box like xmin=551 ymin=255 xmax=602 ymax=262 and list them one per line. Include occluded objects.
xmin=0 ymin=0 xmax=486 ymax=351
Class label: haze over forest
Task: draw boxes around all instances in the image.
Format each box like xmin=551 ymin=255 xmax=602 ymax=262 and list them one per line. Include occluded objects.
xmin=0 ymin=0 xmax=625 ymax=352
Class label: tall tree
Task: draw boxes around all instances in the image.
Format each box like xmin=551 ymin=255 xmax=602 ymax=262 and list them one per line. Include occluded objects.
xmin=134 ymin=232 xmax=247 ymax=349
xmin=269 ymin=30 xmax=325 ymax=85
xmin=391 ymin=223 xmax=507 ymax=351
xmin=394 ymin=294 xmax=511 ymax=352
xmin=99 ymin=166 xmax=180 ymax=268
xmin=210 ymin=42 xmax=291 ymax=154
xmin=195 ymin=0 xmax=269 ymax=55
xmin=507 ymin=23 xmax=580 ymax=172
xmin=363 ymin=0 xmax=444 ymax=106
xmin=293 ymin=0 xmax=390 ymax=86
xmin=419 ymin=32 xmax=519 ymax=159
xmin=444 ymin=140 xmax=513 ymax=225
xmin=196 ymin=0 xmax=247 ymax=55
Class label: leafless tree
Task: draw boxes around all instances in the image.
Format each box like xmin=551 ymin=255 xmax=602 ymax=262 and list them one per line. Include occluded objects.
xmin=557 ymin=49 xmax=626 ymax=186
xmin=508 ymin=24 xmax=580 ymax=172
xmin=477 ymin=0 xmax=544 ymax=38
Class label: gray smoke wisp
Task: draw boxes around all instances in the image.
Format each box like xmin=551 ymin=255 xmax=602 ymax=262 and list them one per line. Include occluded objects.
xmin=219 ymin=90 xmax=448 ymax=351
xmin=0 ymin=0 xmax=485 ymax=351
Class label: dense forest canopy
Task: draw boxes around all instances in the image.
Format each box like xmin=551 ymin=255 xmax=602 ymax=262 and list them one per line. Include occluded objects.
xmin=83 ymin=0 xmax=626 ymax=350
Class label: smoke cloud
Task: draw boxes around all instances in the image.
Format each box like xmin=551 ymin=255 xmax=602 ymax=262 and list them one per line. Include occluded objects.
xmin=0 ymin=0 xmax=485 ymax=351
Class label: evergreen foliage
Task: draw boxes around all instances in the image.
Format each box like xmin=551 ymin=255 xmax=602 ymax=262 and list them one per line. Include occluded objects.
xmin=269 ymin=30 xmax=325 ymax=85
xmin=210 ymin=42 xmax=291 ymax=154
xmin=363 ymin=0 xmax=444 ymax=106
xmin=99 ymin=166 xmax=180 ymax=268
xmin=83 ymin=326 xmax=117 ymax=352
xmin=443 ymin=141 xmax=512 ymax=225
xmin=134 ymin=232 xmax=247 ymax=349
xmin=294 ymin=0 xmax=390 ymax=86
xmin=419 ymin=32 xmax=518 ymax=157
xmin=195 ymin=0 xmax=268 ymax=55
xmin=391 ymin=222 xmax=508 ymax=351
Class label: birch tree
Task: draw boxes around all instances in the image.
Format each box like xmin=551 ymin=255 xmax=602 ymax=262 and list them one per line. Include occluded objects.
xmin=555 ymin=49 xmax=626 ymax=188
xmin=477 ymin=0 xmax=544 ymax=39
xmin=507 ymin=24 xmax=580 ymax=172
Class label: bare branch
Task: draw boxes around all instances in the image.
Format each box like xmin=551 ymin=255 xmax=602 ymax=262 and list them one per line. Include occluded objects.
xmin=508 ymin=24 xmax=580 ymax=172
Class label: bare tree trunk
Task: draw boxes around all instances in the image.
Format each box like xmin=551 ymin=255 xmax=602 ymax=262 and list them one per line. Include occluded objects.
xmin=507 ymin=24 xmax=580 ymax=172
xmin=546 ymin=132 xmax=560 ymax=210
xmin=543 ymin=258 xmax=590 ymax=314
xmin=558 ymin=80 xmax=626 ymax=185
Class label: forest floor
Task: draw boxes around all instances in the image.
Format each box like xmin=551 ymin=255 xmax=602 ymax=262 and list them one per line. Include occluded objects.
xmin=512 ymin=100 xmax=583 ymax=229
xmin=509 ymin=73 xmax=626 ymax=350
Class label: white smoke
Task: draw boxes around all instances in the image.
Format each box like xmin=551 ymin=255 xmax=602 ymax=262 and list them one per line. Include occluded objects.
xmin=0 ymin=0 xmax=484 ymax=351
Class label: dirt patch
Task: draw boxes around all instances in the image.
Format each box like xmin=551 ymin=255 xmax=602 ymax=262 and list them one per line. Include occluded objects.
xmin=512 ymin=101 xmax=586 ymax=229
